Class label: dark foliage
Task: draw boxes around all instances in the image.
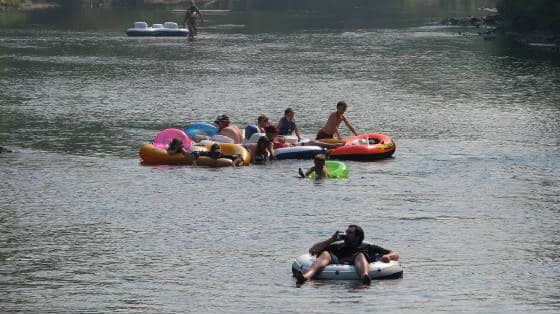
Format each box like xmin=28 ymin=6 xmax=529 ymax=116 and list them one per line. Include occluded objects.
xmin=497 ymin=0 xmax=560 ymax=34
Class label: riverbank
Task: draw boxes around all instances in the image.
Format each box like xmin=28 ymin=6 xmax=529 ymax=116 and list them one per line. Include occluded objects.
xmin=441 ymin=12 xmax=559 ymax=52
xmin=0 ymin=0 xmax=188 ymax=12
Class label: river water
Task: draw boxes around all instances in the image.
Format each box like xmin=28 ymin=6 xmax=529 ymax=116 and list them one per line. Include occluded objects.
xmin=1 ymin=2 xmax=559 ymax=313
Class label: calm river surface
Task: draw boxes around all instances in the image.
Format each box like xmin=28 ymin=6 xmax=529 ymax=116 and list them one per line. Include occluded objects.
xmin=1 ymin=3 xmax=559 ymax=313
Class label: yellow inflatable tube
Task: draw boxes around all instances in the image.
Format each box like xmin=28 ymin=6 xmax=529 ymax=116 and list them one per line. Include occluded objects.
xmin=140 ymin=143 xmax=251 ymax=167
xmin=139 ymin=143 xmax=195 ymax=165
xmin=194 ymin=143 xmax=251 ymax=166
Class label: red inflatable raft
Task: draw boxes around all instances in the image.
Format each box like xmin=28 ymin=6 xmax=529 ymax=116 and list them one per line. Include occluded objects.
xmin=325 ymin=133 xmax=396 ymax=161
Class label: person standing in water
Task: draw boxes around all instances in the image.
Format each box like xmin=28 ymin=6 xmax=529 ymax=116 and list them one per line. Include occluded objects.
xmin=183 ymin=0 xmax=204 ymax=38
xmin=316 ymin=101 xmax=358 ymax=140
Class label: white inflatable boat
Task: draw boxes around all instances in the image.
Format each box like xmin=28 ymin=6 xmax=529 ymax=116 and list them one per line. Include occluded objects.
xmin=275 ymin=145 xmax=327 ymax=159
xmin=292 ymin=253 xmax=403 ymax=280
xmin=126 ymin=22 xmax=189 ymax=37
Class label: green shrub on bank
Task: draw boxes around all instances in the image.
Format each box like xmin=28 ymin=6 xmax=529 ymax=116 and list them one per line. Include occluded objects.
xmin=497 ymin=0 xmax=560 ymax=34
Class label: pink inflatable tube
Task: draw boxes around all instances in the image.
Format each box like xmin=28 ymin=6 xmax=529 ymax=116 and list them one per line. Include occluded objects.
xmin=153 ymin=128 xmax=192 ymax=151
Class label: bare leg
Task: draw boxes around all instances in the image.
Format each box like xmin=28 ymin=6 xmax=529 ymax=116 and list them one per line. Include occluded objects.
xmin=187 ymin=22 xmax=196 ymax=37
xmin=294 ymin=251 xmax=332 ymax=283
xmin=354 ymin=253 xmax=371 ymax=284
xmin=190 ymin=23 xmax=197 ymax=36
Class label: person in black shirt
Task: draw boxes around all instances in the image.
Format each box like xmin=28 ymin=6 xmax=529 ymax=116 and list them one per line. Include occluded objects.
xmin=294 ymin=224 xmax=399 ymax=285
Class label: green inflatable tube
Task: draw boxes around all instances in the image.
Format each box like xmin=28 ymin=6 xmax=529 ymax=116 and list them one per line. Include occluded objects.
xmin=308 ymin=160 xmax=349 ymax=179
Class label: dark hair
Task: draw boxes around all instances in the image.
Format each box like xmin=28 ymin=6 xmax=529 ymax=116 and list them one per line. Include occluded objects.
xmin=314 ymin=154 xmax=326 ymax=163
xmin=336 ymin=101 xmax=347 ymax=109
xmin=210 ymin=143 xmax=221 ymax=159
xmin=256 ymin=136 xmax=270 ymax=154
xmin=264 ymin=124 xmax=278 ymax=134
xmin=214 ymin=114 xmax=230 ymax=124
xmin=211 ymin=143 xmax=221 ymax=151
xmin=284 ymin=108 xmax=293 ymax=115
xmin=348 ymin=224 xmax=364 ymax=244
xmin=167 ymin=138 xmax=183 ymax=154
xmin=257 ymin=114 xmax=268 ymax=123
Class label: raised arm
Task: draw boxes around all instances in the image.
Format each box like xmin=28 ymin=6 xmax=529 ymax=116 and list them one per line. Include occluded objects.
xmin=309 ymin=230 xmax=342 ymax=255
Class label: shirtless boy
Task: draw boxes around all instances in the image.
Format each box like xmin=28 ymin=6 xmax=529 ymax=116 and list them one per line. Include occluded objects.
xmin=316 ymin=101 xmax=358 ymax=140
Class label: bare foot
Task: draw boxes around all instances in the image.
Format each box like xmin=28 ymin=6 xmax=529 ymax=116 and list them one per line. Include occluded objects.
xmin=361 ymin=274 xmax=371 ymax=285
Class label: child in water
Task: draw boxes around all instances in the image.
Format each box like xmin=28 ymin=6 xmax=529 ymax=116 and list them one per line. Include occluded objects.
xmin=299 ymin=154 xmax=328 ymax=179
xmin=251 ymin=136 xmax=274 ymax=164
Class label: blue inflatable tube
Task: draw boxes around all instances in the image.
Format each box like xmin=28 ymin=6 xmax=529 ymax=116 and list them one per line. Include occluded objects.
xmin=184 ymin=122 xmax=218 ymax=139
xmin=275 ymin=146 xmax=328 ymax=159
xmin=245 ymin=125 xmax=260 ymax=141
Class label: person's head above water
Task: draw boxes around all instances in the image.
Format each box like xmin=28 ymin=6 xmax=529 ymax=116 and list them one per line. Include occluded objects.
xmin=256 ymin=136 xmax=271 ymax=154
xmin=264 ymin=125 xmax=278 ymax=139
xmin=345 ymin=224 xmax=364 ymax=247
xmin=314 ymin=153 xmax=326 ymax=166
xmin=257 ymin=114 xmax=269 ymax=125
xmin=214 ymin=114 xmax=230 ymax=129
xmin=336 ymin=101 xmax=347 ymax=114
xmin=167 ymin=138 xmax=184 ymax=154
xmin=284 ymin=107 xmax=294 ymax=115
xmin=210 ymin=143 xmax=221 ymax=158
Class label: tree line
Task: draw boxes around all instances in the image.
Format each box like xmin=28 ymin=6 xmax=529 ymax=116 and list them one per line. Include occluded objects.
xmin=2 ymin=0 xmax=560 ymax=35
xmin=497 ymin=0 xmax=560 ymax=34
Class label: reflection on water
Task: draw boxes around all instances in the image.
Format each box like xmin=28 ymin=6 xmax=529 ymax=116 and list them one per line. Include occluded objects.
xmin=1 ymin=2 xmax=559 ymax=313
